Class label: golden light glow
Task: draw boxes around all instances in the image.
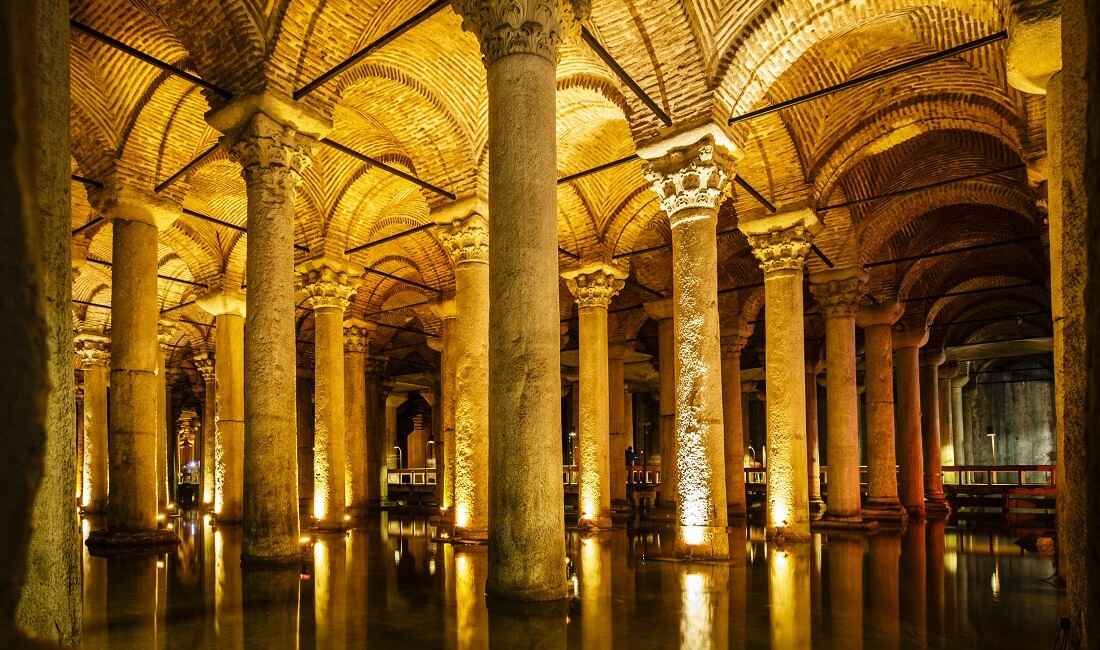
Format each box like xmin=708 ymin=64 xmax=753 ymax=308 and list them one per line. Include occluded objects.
xmin=681 ymin=525 xmax=706 ymax=546
xmin=454 ymin=503 xmax=469 ymax=530
xmin=768 ymin=544 xmax=811 ymax=649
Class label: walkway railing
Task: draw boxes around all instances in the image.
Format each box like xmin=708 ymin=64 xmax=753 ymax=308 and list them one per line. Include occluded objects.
xmin=942 ymin=464 xmax=1055 ymax=487
xmin=387 ymin=467 xmax=437 ymax=487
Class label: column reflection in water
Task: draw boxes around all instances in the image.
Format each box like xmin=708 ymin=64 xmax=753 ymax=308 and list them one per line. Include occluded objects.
xmin=868 ymin=532 xmax=902 ymax=649
xmin=346 ymin=528 xmax=369 ymax=646
xmin=679 ymin=564 xmax=729 ymax=650
xmin=827 ymin=534 xmax=864 ymax=650
xmin=106 ymin=554 xmax=158 ymax=647
xmin=215 ymin=525 xmax=243 ymax=649
xmin=242 ymin=564 xmax=301 ymax=648
xmin=729 ymin=525 xmax=748 ymax=650
xmin=578 ymin=534 xmax=612 ymax=648
xmin=901 ymin=521 xmax=928 ymax=648
xmin=455 ymin=547 xmax=488 ymax=650
xmin=201 ymin=514 xmax=216 ymax=645
xmin=156 ymin=548 xmax=168 ymax=650
xmin=769 ymin=542 xmax=812 ymax=649
xmin=927 ymin=518 xmax=946 ymax=647
xmin=314 ymin=534 xmax=347 ymax=650
xmin=82 ymin=517 xmax=108 ymax=650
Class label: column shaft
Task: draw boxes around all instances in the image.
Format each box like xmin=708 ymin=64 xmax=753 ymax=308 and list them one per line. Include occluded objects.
xmin=312 ymin=306 xmax=347 ymax=528
xmin=453 ymin=259 xmax=489 ymax=538
xmin=215 ymin=313 xmax=245 ymax=522
xmin=82 ymin=363 xmax=109 ymax=513
xmin=199 ymin=365 xmax=216 ymax=507
xmin=894 ymin=344 xmax=925 ymax=517
xmin=950 ymin=379 xmax=967 ymax=466
xmin=608 ymin=347 xmax=627 ymax=506
xmin=344 ymin=333 xmax=368 ymax=516
xmin=823 ymin=313 xmax=861 ymax=521
xmin=365 ymin=359 xmax=385 ymax=506
xmin=862 ymin=322 xmax=904 ymax=520
xmin=657 ymin=316 xmax=676 ymax=505
xmin=938 ymin=378 xmax=954 ymax=467
xmin=439 ymin=317 xmax=457 ymax=512
xmin=721 ymin=347 xmax=746 ymax=516
xmin=919 ymin=354 xmax=948 ymax=515
xmin=157 ymin=349 xmax=169 ymax=512
xmin=805 ymin=366 xmax=824 ymax=517
xmin=577 ymin=305 xmax=611 ymax=527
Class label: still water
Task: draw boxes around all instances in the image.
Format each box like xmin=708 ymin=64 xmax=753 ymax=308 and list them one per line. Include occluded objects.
xmin=81 ymin=514 xmax=1061 ymax=648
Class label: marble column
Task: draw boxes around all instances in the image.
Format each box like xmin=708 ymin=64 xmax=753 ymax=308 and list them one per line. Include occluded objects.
xmin=919 ymin=349 xmax=950 ymax=517
xmin=157 ymin=320 xmax=178 ymax=513
xmin=438 ymin=208 xmax=490 ymax=539
xmin=343 ymin=319 xmax=374 ymax=519
xmin=640 ymin=126 xmax=734 ymax=558
xmin=194 ymin=352 xmax=216 ymax=508
xmin=563 ymin=263 xmax=627 ymax=528
xmin=365 ymin=356 xmax=386 ymax=506
xmin=77 ymin=330 xmax=110 ymax=514
xmin=429 ymin=299 xmax=457 ymax=515
xmin=721 ymin=325 xmax=752 ymax=517
xmin=196 ymin=289 xmax=246 ymax=523
xmin=810 ymin=268 xmax=869 ymax=528
xmin=87 ymin=184 xmax=180 ymax=548
xmin=452 ymin=0 xmax=581 ymax=599
xmin=950 ymin=364 xmax=970 ymax=467
xmin=741 ymin=207 xmax=818 ymax=542
xmin=608 ymin=343 xmax=628 ymax=508
xmin=643 ymin=298 xmax=677 ymax=508
xmin=298 ymin=257 xmax=360 ymax=530
xmin=805 ymin=352 xmax=825 ymax=519
xmin=208 ymin=94 xmax=331 ymax=563
xmin=857 ymin=302 xmax=906 ymax=522
xmin=893 ymin=328 xmax=927 ymax=519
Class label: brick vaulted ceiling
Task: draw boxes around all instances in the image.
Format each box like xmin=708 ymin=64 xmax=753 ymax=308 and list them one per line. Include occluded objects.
xmin=68 ymin=0 xmax=1050 ymax=371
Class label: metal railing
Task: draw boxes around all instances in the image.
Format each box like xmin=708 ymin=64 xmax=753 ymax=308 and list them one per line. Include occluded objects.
xmin=942 ymin=464 xmax=1055 ymax=487
xmin=387 ymin=467 xmax=437 ymax=487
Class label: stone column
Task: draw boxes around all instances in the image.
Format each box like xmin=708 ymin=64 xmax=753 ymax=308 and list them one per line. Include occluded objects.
xmin=452 ymin=0 xmax=583 ymax=599
xmin=893 ymin=328 xmax=927 ymax=519
xmin=297 ymin=257 xmax=360 ymax=530
xmin=438 ymin=207 xmax=490 ymax=539
xmin=721 ymin=325 xmax=752 ymax=517
xmin=196 ymin=289 xmax=246 ymax=524
xmin=810 ymin=268 xmax=869 ymax=528
xmin=857 ymin=302 xmax=906 ymax=522
xmin=741 ymin=207 xmax=819 ymax=542
xmin=429 ymin=300 xmax=457 ymax=515
xmin=343 ymin=319 xmax=374 ymax=519
xmin=385 ymin=392 xmax=407 ymax=469
xmin=77 ymin=330 xmax=110 ymax=514
xmin=608 ymin=343 xmax=628 ymax=508
xmin=919 ymin=349 xmax=949 ymax=517
xmin=640 ymin=126 xmax=736 ymax=558
xmin=804 ymin=353 xmax=825 ymax=519
xmin=643 ymin=298 xmax=677 ymax=508
xmin=87 ymin=184 xmax=180 ymax=549
xmin=950 ymin=364 xmax=969 ymax=467
xmin=157 ymin=320 xmax=178 ymax=513
xmin=365 ymin=356 xmax=386 ymax=506
xmin=563 ymin=263 xmax=626 ymax=528
xmin=194 ymin=352 xmax=216 ymax=508
xmin=207 ymin=94 xmax=331 ymax=563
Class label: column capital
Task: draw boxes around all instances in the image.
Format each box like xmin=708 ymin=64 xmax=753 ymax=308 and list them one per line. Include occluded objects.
xmin=919 ymin=348 xmax=947 ymax=368
xmin=740 ymin=207 xmax=819 ymax=275
xmin=638 ymin=125 xmax=738 ymax=224
xmin=561 ymin=260 xmax=627 ymax=309
xmin=856 ymin=300 xmax=903 ymax=328
xmin=452 ymin=0 xmax=590 ymax=65
xmin=643 ymin=297 xmax=674 ymax=321
xmin=809 ymin=267 xmax=868 ymax=318
xmin=892 ymin=327 xmax=929 ymax=350
xmin=193 ymin=352 xmax=216 ymax=382
xmin=1006 ymin=0 xmax=1061 ymax=94
xmin=88 ymin=180 xmax=180 ymax=230
xmin=720 ymin=323 xmax=753 ymax=357
xmin=196 ymin=286 xmax=246 ymax=318
xmin=945 ymin=361 xmax=971 ymax=389
xmin=75 ymin=329 xmax=110 ymax=368
xmin=343 ymin=318 xmax=376 ymax=353
xmin=439 ymin=213 xmax=489 ymax=266
xmin=296 ymin=257 xmax=362 ymax=311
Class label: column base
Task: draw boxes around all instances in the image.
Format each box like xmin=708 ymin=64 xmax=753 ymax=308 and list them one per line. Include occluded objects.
xmin=925 ymin=496 xmax=950 ymax=518
xmin=765 ymin=525 xmax=812 ymax=544
xmin=453 ymin=526 xmax=489 ymax=543
xmin=809 ymin=497 xmax=827 ymax=520
xmin=241 ymin=552 xmax=308 ymax=568
xmin=85 ymin=528 xmax=179 ymax=556
xmin=673 ymin=525 xmax=729 ymax=559
xmin=904 ymin=503 xmax=927 ymax=520
xmin=81 ymin=503 xmax=107 ymax=516
xmin=862 ymin=498 xmax=909 ymax=524
xmin=486 ymin=579 xmax=571 ymax=603
xmin=813 ymin=513 xmax=878 ymax=531
xmin=577 ymin=513 xmax=613 ymax=530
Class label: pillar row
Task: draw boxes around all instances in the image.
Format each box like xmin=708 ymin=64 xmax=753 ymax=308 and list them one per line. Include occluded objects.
xmin=343 ymin=319 xmax=375 ymax=518
xmin=429 ymin=299 xmax=457 ymax=515
xmin=721 ymin=324 xmax=752 ymax=517
xmin=856 ymin=301 xmax=906 ymax=523
xmin=608 ymin=343 xmax=628 ymax=507
xmin=643 ymin=298 xmax=677 ymax=508
xmin=157 ymin=319 xmax=179 ymax=513
xmin=193 ymin=352 xmax=217 ymax=508
xmin=562 ymin=261 xmax=627 ymax=529
xmin=76 ymin=330 xmax=110 ymax=514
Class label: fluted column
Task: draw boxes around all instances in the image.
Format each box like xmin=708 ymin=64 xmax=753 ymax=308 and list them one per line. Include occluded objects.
xmin=919 ymin=349 xmax=949 ymax=517
xmin=196 ymin=289 xmax=246 ymax=523
xmin=208 ymin=94 xmax=331 ymax=563
xmin=429 ymin=299 xmax=458 ymax=514
xmin=721 ymin=325 xmax=752 ymax=517
xmin=157 ymin=319 xmax=178 ymax=513
xmin=857 ymin=302 xmax=906 ymax=522
xmin=77 ymin=330 xmax=110 ymax=514
xmin=86 ymin=184 xmax=180 ymax=548
xmin=741 ymin=207 xmax=818 ymax=542
xmin=562 ymin=262 xmax=627 ymax=529
xmin=194 ymin=352 xmax=216 ymax=508
xmin=298 ymin=258 xmax=360 ymax=530
xmin=805 ymin=352 xmax=825 ymax=519
xmin=438 ymin=208 xmax=490 ymax=539
xmin=343 ymin=319 xmax=374 ymax=518
xmin=640 ymin=126 xmax=734 ymax=558
xmin=894 ymin=328 xmax=927 ymax=519
xmin=608 ymin=343 xmax=628 ymax=508
xmin=810 ymin=268 xmax=869 ymax=528
xmin=643 ymin=298 xmax=677 ymax=508
xmin=452 ymin=0 xmax=584 ymax=599
xmin=950 ymin=364 xmax=970 ymax=466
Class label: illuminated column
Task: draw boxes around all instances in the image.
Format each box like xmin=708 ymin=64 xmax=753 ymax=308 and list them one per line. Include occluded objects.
xmin=805 ymin=353 xmax=825 ymax=518
xmin=438 ymin=207 xmax=490 ymax=539
xmin=857 ymin=302 xmax=907 ymax=522
xmin=343 ymin=319 xmax=375 ymax=519
xmin=208 ymin=94 xmax=330 ymax=562
xmin=893 ymin=328 xmax=927 ymax=518
xmin=562 ymin=262 xmax=627 ymax=529
xmin=937 ymin=366 xmax=955 ymax=468
xmin=429 ymin=299 xmax=457 ymax=514
xmin=608 ymin=343 xmax=628 ymax=508
xmin=452 ymin=0 xmax=581 ymax=599
xmin=196 ymin=289 xmax=246 ymax=523
xmin=740 ymin=207 xmax=818 ymax=541
xmin=157 ymin=319 xmax=178 ymax=513
xmin=87 ymin=184 xmax=180 ymax=548
xmin=643 ymin=298 xmax=677 ymax=507
xmin=76 ymin=382 xmax=84 ymax=504
xmin=919 ymin=349 xmax=949 ymax=517
xmin=810 ymin=268 xmax=869 ymax=527
xmin=721 ymin=325 xmax=752 ymax=517
xmin=950 ymin=365 xmax=970 ymax=466
xmin=298 ymin=257 xmax=360 ymax=530
xmin=194 ymin=352 xmax=216 ymax=508
xmin=640 ymin=126 xmax=735 ymax=558
xmin=365 ymin=356 xmax=386 ymax=506
xmin=77 ymin=330 xmax=110 ymax=514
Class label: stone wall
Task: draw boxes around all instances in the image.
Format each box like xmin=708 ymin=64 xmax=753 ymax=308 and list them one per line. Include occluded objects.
xmin=961 ymin=377 xmax=1055 ymax=466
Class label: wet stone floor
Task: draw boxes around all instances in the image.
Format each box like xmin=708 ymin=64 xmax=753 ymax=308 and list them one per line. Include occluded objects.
xmin=81 ymin=513 xmax=1062 ymax=649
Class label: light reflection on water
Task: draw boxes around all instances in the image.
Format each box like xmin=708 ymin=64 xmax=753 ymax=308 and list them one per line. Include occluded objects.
xmin=80 ymin=512 xmax=1060 ymax=649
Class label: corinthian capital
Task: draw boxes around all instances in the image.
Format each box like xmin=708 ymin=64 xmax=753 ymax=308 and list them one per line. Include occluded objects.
xmin=561 ymin=261 xmax=628 ymax=309
xmin=638 ymin=124 xmax=738 ymax=225
xmin=75 ymin=329 xmax=110 ymax=368
xmin=296 ymin=257 xmax=362 ymax=311
xmin=343 ymin=319 xmax=376 ymax=354
xmin=193 ymin=352 xmax=215 ymax=383
xmin=739 ymin=207 xmax=819 ymax=275
xmin=809 ymin=268 xmax=868 ymax=319
xmin=452 ymin=0 xmax=590 ymax=64
xmin=720 ymin=323 xmax=754 ymax=357
xmin=440 ymin=214 xmax=489 ymax=265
